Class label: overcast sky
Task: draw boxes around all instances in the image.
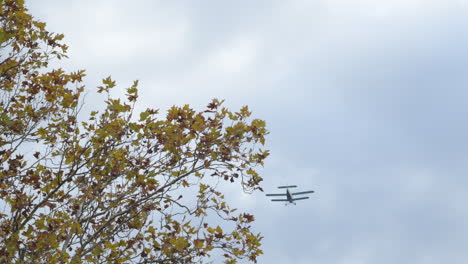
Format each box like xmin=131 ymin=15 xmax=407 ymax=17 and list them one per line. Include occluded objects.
xmin=28 ymin=1 xmax=468 ymax=263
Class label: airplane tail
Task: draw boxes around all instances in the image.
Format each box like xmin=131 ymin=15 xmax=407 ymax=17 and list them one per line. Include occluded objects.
xmin=277 ymin=185 xmax=297 ymax=189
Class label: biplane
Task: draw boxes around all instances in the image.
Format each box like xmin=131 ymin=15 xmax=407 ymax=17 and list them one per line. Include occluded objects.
xmin=266 ymin=185 xmax=314 ymax=205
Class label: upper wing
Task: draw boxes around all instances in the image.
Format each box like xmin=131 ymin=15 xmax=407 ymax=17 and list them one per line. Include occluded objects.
xmin=266 ymin=193 xmax=287 ymax=197
xmin=291 ymin=196 xmax=309 ymax=201
xmin=271 ymin=199 xmax=289 ymax=202
xmin=292 ymin=190 xmax=314 ymax=196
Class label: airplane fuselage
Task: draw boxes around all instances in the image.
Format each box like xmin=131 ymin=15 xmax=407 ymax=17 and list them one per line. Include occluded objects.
xmin=286 ymin=189 xmax=293 ymax=203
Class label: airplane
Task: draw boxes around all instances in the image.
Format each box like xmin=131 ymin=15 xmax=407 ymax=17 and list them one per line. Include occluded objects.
xmin=266 ymin=185 xmax=314 ymax=205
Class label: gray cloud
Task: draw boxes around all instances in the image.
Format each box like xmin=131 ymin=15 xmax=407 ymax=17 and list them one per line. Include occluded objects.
xmin=28 ymin=1 xmax=468 ymax=263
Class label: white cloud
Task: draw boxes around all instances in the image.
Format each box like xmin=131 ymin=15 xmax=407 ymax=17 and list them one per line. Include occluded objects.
xmin=204 ymin=36 xmax=259 ymax=75
xmin=27 ymin=1 xmax=468 ymax=263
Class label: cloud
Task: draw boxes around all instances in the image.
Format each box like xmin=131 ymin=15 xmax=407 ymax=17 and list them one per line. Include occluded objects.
xmin=27 ymin=1 xmax=468 ymax=263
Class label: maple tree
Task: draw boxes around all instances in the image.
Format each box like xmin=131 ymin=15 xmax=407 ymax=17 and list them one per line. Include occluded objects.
xmin=0 ymin=1 xmax=269 ymax=263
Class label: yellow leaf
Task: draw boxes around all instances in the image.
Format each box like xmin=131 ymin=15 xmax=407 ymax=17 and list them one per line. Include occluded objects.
xmin=196 ymin=240 xmax=204 ymax=248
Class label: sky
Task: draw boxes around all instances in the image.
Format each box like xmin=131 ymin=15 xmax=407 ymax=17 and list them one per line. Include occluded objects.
xmin=28 ymin=1 xmax=468 ymax=263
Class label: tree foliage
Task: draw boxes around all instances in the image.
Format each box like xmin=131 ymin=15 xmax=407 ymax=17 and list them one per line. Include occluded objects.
xmin=0 ymin=1 xmax=269 ymax=263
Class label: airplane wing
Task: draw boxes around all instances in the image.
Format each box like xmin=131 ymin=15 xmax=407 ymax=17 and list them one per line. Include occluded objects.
xmin=266 ymin=193 xmax=287 ymax=197
xmin=292 ymin=190 xmax=314 ymax=196
xmin=291 ymin=197 xmax=309 ymax=201
xmin=270 ymin=199 xmax=289 ymax=202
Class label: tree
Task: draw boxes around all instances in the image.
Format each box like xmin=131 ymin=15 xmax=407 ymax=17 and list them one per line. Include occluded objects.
xmin=0 ymin=1 xmax=269 ymax=263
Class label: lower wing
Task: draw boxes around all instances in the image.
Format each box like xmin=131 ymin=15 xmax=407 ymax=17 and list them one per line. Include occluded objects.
xmin=291 ymin=197 xmax=309 ymax=201
xmin=270 ymin=199 xmax=289 ymax=202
